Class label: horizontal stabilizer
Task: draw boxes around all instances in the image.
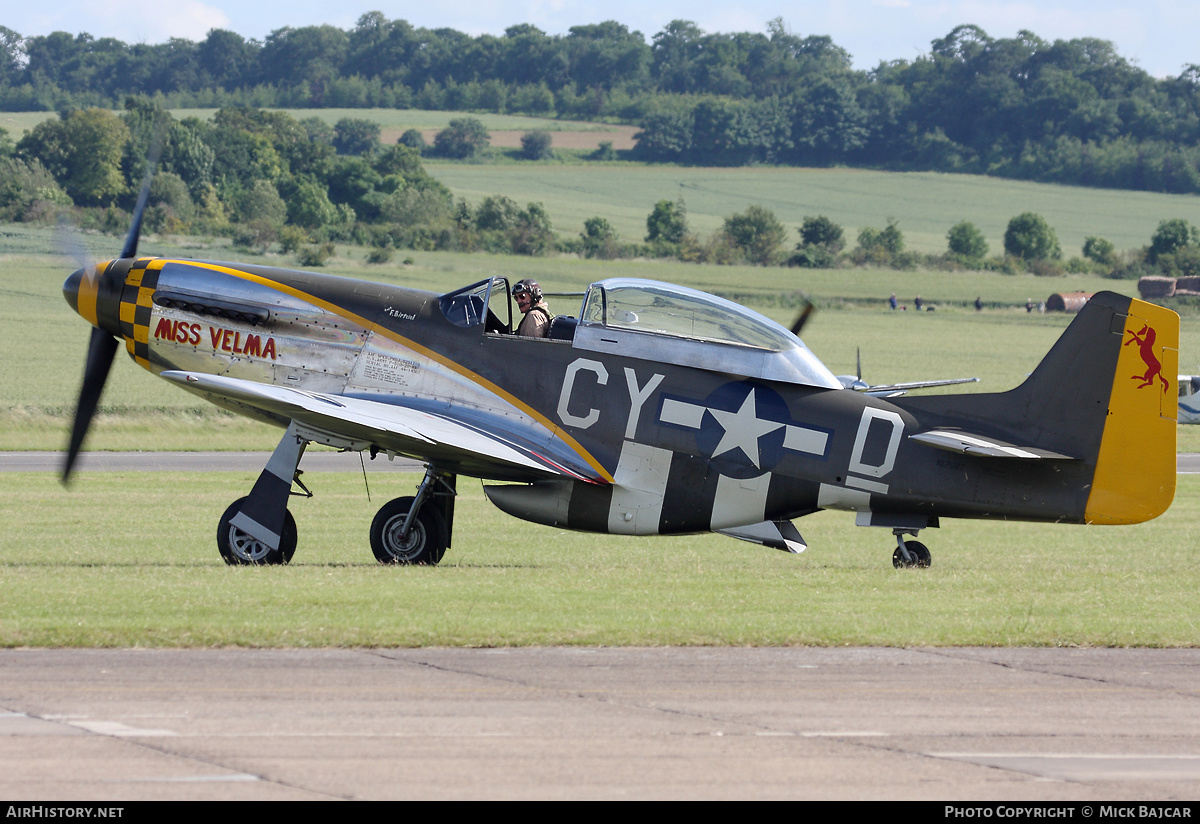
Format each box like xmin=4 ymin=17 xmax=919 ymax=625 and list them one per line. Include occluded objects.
xmin=717 ymin=520 xmax=807 ymax=553
xmin=864 ymin=378 xmax=980 ymax=397
xmin=911 ymin=429 xmax=1077 ymax=460
xmin=838 ymin=375 xmax=979 ymax=397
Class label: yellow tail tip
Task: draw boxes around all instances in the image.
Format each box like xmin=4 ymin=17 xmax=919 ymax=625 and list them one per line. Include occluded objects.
xmin=1085 ymin=298 xmax=1178 ymax=524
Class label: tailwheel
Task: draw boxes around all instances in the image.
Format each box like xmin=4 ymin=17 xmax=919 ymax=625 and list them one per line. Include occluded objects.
xmin=892 ymin=539 xmax=931 ymax=569
xmin=370 ymin=496 xmax=448 ymax=565
xmin=217 ymin=497 xmax=297 ymax=566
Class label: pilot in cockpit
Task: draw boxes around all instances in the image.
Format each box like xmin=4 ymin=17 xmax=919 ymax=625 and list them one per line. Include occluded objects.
xmin=513 ymin=279 xmax=554 ymax=338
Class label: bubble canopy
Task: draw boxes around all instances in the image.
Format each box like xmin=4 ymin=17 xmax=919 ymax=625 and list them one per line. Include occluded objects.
xmin=577 ymin=279 xmax=841 ymax=389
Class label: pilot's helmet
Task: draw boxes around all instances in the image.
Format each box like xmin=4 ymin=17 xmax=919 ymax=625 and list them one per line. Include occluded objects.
xmin=513 ymin=279 xmax=542 ymax=303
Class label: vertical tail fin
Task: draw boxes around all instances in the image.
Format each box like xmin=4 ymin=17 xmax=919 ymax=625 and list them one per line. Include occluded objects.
xmin=1085 ymin=297 xmax=1178 ymax=524
xmin=896 ymin=291 xmax=1177 ymax=524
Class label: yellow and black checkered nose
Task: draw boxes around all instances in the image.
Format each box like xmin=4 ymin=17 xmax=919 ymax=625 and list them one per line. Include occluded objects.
xmin=64 ymin=259 xmax=122 ymax=333
xmin=115 ymin=259 xmax=162 ymax=369
xmin=63 ymin=258 xmax=162 ymax=368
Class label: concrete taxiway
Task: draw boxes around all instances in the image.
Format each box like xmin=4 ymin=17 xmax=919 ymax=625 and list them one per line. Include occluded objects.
xmin=1 ymin=647 xmax=1198 ymax=800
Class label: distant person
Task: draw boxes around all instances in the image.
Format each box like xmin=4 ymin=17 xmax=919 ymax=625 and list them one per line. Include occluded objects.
xmin=889 ymin=293 xmax=897 ymax=311
xmin=1026 ymin=298 xmax=1034 ymax=313
xmin=914 ymin=295 xmax=924 ymax=312
xmin=513 ymin=279 xmax=553 ymax=338
xmin=975 ymin=296 xmax=983 ymax=312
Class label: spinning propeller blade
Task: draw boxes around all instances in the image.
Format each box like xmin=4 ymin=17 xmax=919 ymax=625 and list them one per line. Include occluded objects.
xmin=62 ymin=328 xmax=120 ymax=481
xmin=61 ymin=138 xmax=161 ymax=483
xmin=789 ymin=298 xmax=815 ymax=336
xmin=119 ymin=153 xmax=156 ymax=260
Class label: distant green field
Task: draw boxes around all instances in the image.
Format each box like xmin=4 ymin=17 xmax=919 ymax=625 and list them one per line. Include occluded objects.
xmin=5 ymin=127 xmax=1197 ymax=653
xmin=428 ymin=164 xmax=1200 ymax=255
xmin=0 ymin=111 xmax=54 ymax=137
xmin=0 ymin=470 xmax=1195 ymax=647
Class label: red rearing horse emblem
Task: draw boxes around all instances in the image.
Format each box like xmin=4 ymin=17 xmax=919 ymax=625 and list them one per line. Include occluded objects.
xmin=1125 ymin=324 xmax=1169 ymax=393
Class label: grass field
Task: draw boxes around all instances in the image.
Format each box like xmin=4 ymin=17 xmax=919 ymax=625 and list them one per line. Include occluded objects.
xmin=0 ymin=470 xmax=1195 ymax=647
xmin=0 ymin=111 xmax=57 ymax=137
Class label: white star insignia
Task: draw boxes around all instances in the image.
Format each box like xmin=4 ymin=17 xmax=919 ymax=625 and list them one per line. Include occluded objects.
xmin=708 ymin=389 xmax=783 ymax=468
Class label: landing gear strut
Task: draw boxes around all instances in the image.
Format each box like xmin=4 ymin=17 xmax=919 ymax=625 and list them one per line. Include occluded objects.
xmin=217 ymin=422 xmax=310 ymax=566
xmin=370 ymin=467 xmax=457 ymax=565
xmin=892 ymin=528 xmax=931 ymax=569
xmin=216 ymin=427 xmax=460 ymax=566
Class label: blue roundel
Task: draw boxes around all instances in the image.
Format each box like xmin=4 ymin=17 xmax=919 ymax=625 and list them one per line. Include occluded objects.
xmin=693 ymin=381 xmax=793 ymax=477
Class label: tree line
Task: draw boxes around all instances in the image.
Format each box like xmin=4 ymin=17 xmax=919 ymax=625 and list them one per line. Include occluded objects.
xmin=0 ymin=101 xmax=454 ymax=259
xmin=4 ymin=16 xmax=1200 ymax=194
xmin=582 ymin=203 xmax=1200 ymax=285
xmin=2 ymin=100 xmax=1197 ymax=284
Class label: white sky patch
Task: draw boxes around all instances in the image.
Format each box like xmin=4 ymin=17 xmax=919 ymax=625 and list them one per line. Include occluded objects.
xmin=10 ymin=1 xmax=230 ymax=43
xmin=903 ymin=0 xmax=1180 ymax=74
xmin=2 ymin=0 xmax=1195 ymax=79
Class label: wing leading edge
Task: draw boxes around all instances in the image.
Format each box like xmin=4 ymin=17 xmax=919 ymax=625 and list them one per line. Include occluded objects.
xmin=160 ymin=370 xmax=607 ymax=483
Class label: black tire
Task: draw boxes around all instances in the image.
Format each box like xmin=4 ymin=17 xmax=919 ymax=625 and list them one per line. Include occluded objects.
xmin=217 ymin=497 xmax=297 ymax=566
xmin=892 ymin=540 xmax=931 ymax=569
xmin=370 ymin=496 xmax=448 ymax=565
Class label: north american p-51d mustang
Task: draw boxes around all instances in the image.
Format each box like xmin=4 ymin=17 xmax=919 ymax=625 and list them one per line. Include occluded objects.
xmin=61 ymin=214 xmax=1178 ymax=568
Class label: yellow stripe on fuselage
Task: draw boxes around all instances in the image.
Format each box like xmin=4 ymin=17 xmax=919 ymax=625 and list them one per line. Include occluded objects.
xmin=1085 ymin=299 xmax=1178 ymax=524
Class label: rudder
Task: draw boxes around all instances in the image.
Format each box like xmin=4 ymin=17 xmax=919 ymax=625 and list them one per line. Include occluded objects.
xmin=1085 ymin=297 xmax=1178 ymax=524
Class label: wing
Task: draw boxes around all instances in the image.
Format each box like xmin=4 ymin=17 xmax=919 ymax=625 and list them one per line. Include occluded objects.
xmin=160 ymin=370 xmax=608 ymax=483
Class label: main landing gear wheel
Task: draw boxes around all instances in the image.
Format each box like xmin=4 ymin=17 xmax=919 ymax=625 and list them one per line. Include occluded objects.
xmin=370 ymin=496 xmax=448 ymax=565
xmin=217 ymin=497 xmax=297 ymax=566
xmin=892 ymin=540 xmax=931 ymax=569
